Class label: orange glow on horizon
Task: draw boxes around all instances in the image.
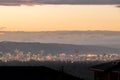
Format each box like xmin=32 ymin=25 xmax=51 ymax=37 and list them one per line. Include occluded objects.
xmin=0 ymin=5 xmax=120 ymax=31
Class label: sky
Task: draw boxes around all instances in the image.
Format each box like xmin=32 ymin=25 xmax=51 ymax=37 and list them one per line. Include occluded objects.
xmin=0 ymin=0 xmax=120 ymax=31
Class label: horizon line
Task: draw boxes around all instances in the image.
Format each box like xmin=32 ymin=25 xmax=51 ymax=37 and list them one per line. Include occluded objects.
xmin=1 ymin=30 xmax=120 ymax=32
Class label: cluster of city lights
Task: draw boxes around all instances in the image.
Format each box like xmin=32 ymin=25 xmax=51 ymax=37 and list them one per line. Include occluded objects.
xmin=0 ymin=49 xmax=120 ymax=62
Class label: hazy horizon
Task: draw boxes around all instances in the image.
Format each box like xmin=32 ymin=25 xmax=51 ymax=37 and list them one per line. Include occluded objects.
xmin=1 ymin=31 xmax=120 ymax=49
xmin=1 ymin=30 xmax=120 ymax=32
xmin=1 ymin=0 xmax=120 ymax=47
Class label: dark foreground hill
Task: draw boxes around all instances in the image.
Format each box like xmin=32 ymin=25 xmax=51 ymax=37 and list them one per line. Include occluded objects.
xmin=0 ymin=60 xmax=106 ymax=80
xmin=0 ymin=66 xmax=83 ymax=80
xmin=0 ymin=41 xmax=120 ymax=54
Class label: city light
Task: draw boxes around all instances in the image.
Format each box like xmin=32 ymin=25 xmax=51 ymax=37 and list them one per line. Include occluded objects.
xmin=0 ymin=49 xmax=120 ymax=62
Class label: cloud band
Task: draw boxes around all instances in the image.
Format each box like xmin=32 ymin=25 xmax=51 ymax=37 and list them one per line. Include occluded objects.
xmin=0 ymin=0 xmax=120 ymax=6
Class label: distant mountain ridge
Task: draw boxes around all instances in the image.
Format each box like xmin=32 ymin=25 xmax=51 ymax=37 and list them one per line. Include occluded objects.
xmin=0 ymin=41 xmax=120 ymax=54
xmin=0 ymin=31 xmax=120 ymax=48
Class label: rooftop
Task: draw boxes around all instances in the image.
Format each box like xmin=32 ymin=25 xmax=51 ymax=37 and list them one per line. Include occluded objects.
xmin=90 ymin=60 xmax=120 ymax=73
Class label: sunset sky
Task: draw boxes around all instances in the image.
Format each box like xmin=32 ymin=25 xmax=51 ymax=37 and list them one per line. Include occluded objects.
xmin=0 ymin=0 xmax=120 ymax=31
